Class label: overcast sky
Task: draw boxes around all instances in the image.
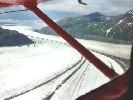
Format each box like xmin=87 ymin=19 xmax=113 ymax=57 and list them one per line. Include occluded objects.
xmin=38 ymin=0 xmax=133 ymax=16
xmin=0 ymin=0 xmax=133 ymax=16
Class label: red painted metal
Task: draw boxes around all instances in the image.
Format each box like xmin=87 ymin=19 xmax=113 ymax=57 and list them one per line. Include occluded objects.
xmin=77 ymin=46 xmax=133 ymax=100
xmin=23 ymin=0 xmax=118 ymax=79
xmin=0 ymin=2 xmax=13 ymax=8
xmin=77 ymin=70 xmax=130 ymax=100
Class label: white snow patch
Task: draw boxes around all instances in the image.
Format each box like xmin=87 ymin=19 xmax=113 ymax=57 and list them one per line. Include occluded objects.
xmin=0 ymin=24 xmax=129 ymax=100
xmin=117 ymin=20 xmax=123 ymax=25
xmin=127 ymin=23 xmax=133 ymax=26
xmin=106 ymin=28 xmax=112 ymax=36
xmin=128 ymin=11 xmax=133 ymax=14
xmin=0 ymin=43 xmax=81 ymax=99
xmin=106 ymin=17 xmax=110 ymax=20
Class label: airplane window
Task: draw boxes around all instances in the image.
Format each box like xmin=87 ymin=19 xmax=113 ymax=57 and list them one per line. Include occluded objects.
xmin=0 ymin=0 xmax=132 ymax=100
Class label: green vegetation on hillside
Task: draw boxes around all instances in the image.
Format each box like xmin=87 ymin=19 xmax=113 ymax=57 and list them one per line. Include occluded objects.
xmin=0 ymin=27 xmax=34 ymax=46
xmin=40 ymin=11 xmax=133 ymax=44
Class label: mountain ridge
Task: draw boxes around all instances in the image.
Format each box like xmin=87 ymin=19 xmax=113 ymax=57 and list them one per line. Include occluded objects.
xmin=0 ymin=27 xmax=34 ymax=46
xmin=40 ymin=10 xmax=133 ymax=44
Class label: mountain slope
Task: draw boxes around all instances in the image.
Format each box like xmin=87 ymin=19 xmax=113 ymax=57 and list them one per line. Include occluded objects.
xmin=0 ymin=27 xmax=34 ymax=46
xmin=40 ymin=10 xmax=133 ymax=44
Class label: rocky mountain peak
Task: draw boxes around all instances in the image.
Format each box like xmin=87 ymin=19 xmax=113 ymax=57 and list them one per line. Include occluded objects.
xmin=87 ymin=12 xmax=105 ymax=17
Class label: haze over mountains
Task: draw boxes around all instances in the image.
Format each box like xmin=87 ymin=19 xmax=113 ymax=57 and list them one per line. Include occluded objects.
xmin=0 ymin=10 xmax=81 ymax=20
xmin=40 ymin=10 xmax=133 ymax=44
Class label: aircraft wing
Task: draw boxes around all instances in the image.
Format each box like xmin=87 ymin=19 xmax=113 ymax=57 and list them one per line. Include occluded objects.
xmin=0 ymin=2 xmax=15 ymax=8
xmin=0 ymin=0 xmax=49 ymax=8
xmin=0 ymin=0 xmax=86 ymax=8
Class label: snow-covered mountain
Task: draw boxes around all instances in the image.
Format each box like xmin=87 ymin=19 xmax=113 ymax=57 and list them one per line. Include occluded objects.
xmin=80 ymin=12 xmax=112 ymax=22
xmin=40 ymin=10 xmax=133 ymax=44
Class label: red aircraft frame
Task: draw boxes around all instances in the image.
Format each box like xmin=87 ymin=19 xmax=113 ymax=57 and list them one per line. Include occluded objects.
xmin=0 ymin=0 xmax=132 ymax=99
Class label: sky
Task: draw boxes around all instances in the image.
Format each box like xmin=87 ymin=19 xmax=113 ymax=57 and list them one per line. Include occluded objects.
xmin=0 ymin=0 xmax=133 ymax=17
xmin=38 ymin=0 xmax=133 ymax=16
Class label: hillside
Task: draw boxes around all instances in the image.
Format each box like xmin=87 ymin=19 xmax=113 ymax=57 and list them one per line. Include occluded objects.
xmin=40 ymin=10 xmax=133 ymax=44
xmin=0 ymin=27 xmax=34 ymax=46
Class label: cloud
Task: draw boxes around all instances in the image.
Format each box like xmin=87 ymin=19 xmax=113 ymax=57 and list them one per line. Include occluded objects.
xmin=38 ymin=0 xmax=133 ymax=15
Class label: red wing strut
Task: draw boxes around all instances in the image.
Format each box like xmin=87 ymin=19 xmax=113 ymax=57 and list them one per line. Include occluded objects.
xmin=0 ymin=0 xmax=118 ymax=79
xmin=23 ymin=0 xmax=118 ymax=79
